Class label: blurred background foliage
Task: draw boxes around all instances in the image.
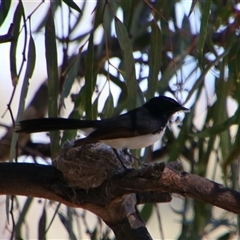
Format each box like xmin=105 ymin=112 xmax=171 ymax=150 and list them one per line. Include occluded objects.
xmin=1 ymin=0 xmax=240 ymax=239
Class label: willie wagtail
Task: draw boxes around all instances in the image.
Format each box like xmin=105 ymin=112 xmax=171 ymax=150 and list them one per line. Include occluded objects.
xmin=16 ymin=96 xmax=189 ymax=149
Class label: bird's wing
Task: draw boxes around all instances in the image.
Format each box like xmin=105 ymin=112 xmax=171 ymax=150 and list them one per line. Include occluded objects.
xmin=85 ymin=108 xmax=168 ymax=141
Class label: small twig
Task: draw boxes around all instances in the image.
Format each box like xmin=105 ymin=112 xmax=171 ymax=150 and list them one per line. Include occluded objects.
xmin=0 ymin=24 xmax=15 ymax=43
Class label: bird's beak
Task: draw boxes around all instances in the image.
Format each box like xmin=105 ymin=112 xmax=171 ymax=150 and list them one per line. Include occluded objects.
xmin=180 ymin=106 xmax=190 ymax=112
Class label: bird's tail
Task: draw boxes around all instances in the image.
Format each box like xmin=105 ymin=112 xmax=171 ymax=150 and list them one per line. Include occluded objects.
xmin=15 ymin=118 xmax=100 ymax=133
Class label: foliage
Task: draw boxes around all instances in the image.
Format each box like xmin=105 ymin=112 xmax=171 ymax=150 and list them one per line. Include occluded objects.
xmin=0 ymin=0 xmax=240 ymax=239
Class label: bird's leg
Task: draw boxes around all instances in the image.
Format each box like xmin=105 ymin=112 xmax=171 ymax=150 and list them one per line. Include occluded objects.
xmin=122 ymin=148 xmax=141 ymax=167
xmin=112 ymin=148 xmax=128 ymax=170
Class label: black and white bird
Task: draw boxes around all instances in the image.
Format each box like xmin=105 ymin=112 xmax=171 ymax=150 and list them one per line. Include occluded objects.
xmin=16 ymin=96 xmax=189 ymax=149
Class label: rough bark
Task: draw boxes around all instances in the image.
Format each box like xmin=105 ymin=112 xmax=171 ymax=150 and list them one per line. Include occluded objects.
xmin=0 ymin=144 xmax=240 ymax=239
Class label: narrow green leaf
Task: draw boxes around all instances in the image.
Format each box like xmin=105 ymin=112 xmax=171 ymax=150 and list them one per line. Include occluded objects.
xmin=0 ymin=0 xmax=11 ymax=27
xmin=115 ymin=17 xmax=140 ymax=109
xmin=185 ymin=49 xmax=229 ymax=103
xmin=45 ymin=203 xmax=61 ymax=235
xmin=26 ymin=36 xmax=36 ymax=78
xmin=62 ymin=0 xmax=82 ymax=14
xmin=140 ymin=203 xmax=153 ymax=223
xmin=60 ymin=52 xmax=81 ymax=106
xmin=85 ymin=32 xmax=94 ymax=120
xmin=102 ymin=91 xmax=114 ymax=118
xmin=15 ymin=197 xmax=33 ymax=239
xmin=147 ymin=20 xmax=162 ymax=100
xmin=128 ymin=1 xmax=146 ymax=40
xmin=58 ymin=212 xmax=68 ymax=229
xmin=67 ymin=208 xmax=77 ymax=240
xmin=120 ymin=0 xmax=132 ymax=30
xmin=190 ymin=110 xmax=238 ymax=138
xmin=10 ymin=1 xmax=23 ymax=85
xmin=188 ymin=0 xmax=198 ymax=17
xmin=10 ymin=35 xmax=36 ymax=162
xmin=35 ymin=1 xmax=61 ymax=33
xmin=229 ymin=39 xmax=240 ymax=80
xmin=62 ymin=87 xmax=86 ymax=142
xmin=45 ymin=6 xmax=59 ymax=157
xmin=38 ymin=205 xmax=47 ymax=240
xmin=58 ymin=211 xmax=77 ymax=240
xmin=215 ymin=60 xmax=231 ymax=162
xmin=5 ymin=196 xmax=10 ymax=224
xmin=198 ymin=0 xmax=212 ymax=68
xmin=228 ymin=40 xmax=240 ymax=103
xmin=182 ymin=15 xmax=191 ymax=38
xmin=168 ymin=108 xmax=193 ymax=162
xmin=7 ymin=3 xmax=24 ymax=221
xmin=92 ymin=95 xmax=99 ymax=120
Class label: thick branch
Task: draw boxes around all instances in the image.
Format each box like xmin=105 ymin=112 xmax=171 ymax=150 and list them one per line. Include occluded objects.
xmin=0 ymin=159 xmax=239 ymax=214
xmin=1 ymin=145 xmax=240 ymax=240
xmin=106 ymin=163 xmax=240 ymax=214
xmin=0 ymin=163 xmax=78 ymax=207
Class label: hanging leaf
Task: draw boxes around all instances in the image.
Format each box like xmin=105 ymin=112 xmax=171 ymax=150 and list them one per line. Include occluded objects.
xmin=10 ymin=1 xmax=24 ymax=85
xmin=62 ymin=0 xmax=82 ymax=14
xmin=11 ymin=35 xmax=36 ymax=162
xmin=45 ymin=6 xmax=59 ymax=157
xmin=60 ymin=52 xmax=81 ymax=106
xmin=147 ymin=20 xmax=162 ymax=99
xmin=115 ymin=16 xmax=141 ymax=109
xmin=198 ymin=0 xmax=212 ymax=68
xmin=188 ymin=0 xmax=198 ymax=17
xmin=38 ymin=205 xmax=47 ymax=240
xmin=102 ymin=91 xmax=114 ymax=118
xmin=0 ymin=0 xmax=11 ymax=27
xmin=191 ymin=110 xmax=238 ymax=138
xmin=85 ymin=32 xmax=94 ymax=120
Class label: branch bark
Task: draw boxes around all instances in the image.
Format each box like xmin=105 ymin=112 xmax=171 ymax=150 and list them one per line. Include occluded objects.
xmin=0 ymin=144 xmax=240 ymax=239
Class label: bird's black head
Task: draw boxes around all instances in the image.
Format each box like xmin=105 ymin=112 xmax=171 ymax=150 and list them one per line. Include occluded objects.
xmin=143 ymin=96 xmax=189 ymax=117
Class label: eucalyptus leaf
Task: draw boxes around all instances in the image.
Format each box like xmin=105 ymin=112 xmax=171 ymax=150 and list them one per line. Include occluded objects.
xmin=45 ymin=7 xmax=59 ymax=157
xmin=115 ymin=16 xmax=140 ymax=109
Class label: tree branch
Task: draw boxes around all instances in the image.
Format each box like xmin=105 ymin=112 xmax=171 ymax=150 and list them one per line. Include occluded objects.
xmin=1 ymin=143 xmax=240 ymax=239
xmin=0 ymin=145 xmax=239 ymax=214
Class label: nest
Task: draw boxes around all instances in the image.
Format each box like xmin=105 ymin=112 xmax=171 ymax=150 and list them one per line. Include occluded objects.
xmin=53 ymin=142 xmax=132 ymax=190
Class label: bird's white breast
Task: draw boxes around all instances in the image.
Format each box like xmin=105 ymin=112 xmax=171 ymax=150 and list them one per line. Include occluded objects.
xmin=100 ymin=128 xmax=166 ymax=149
